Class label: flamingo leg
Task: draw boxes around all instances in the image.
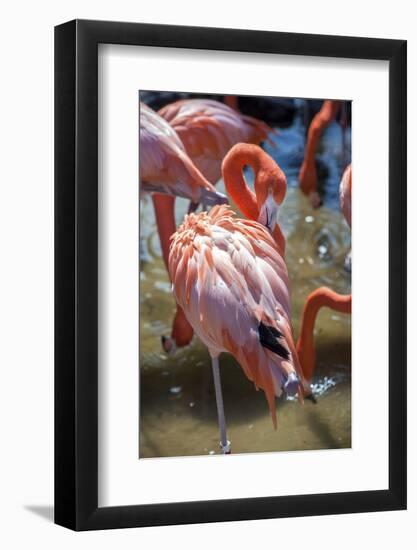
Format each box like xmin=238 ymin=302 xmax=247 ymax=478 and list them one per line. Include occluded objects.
xmin=211 ymin=356 xmax=231 ymax=454
xmin=152 ymin=193 xmax=195 ymax=351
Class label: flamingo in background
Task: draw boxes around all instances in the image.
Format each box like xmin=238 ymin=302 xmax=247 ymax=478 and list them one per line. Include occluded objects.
xmin=140 ymin=102 xmax=227 ymax=205
xmin=299 ymin=100 xmax=341 ymax=207
xmin=169 ymin=144 xmax=307 ymax=453
xmin=158 ymin=99 xmax=272 ymax=188
xmin=339 ymin=163 xmax=352 ymax=228
xmin=297 ymin=164 xmax=352 ymax=382
xmin=223 ymin=95 xmax=239 ymax=111
xmin=154 ymin=99 xmax=273 ymax=351
xmin=140 ymin=103 xmax=227 ymax=350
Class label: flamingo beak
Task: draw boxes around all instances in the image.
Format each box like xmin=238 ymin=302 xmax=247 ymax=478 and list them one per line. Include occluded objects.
xmin=258 ymin=194 xmax=279 ymax=232
xmin=308 ymin=191 xmax=323 ymax=209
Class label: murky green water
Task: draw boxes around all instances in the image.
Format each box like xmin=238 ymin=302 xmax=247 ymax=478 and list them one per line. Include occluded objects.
xmin=139 ymin=104 xmax=351 ymax=458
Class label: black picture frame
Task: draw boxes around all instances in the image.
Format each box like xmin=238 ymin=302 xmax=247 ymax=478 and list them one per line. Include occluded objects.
xmin=55 ymin=19 xmax=407 ymax=531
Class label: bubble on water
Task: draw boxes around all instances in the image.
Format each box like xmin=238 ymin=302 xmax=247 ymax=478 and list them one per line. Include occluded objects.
xmin=318 ymin=244 xmax=328 ymax=257
xmin=286 ymin=373 xmax=346 ymax=402
xmin=169 ymin=386 xmax=182 ymax=395
xmin=305 ymin=215 xmax=314 ymax=223
xmin=189 ymin=401 xmax=195 ymax=408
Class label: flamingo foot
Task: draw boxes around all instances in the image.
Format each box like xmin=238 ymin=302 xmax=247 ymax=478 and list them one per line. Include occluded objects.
xmin=219 ymin=440 xmax=231 ymax=454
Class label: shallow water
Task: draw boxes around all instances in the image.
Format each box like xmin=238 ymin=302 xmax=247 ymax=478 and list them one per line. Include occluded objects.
xmin=139 ymin=103 xmax=351 ymax=458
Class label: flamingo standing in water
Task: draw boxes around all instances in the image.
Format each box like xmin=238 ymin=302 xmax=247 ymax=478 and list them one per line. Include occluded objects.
xmin=169 ymin=144 xmax=306 ymax=453
xmin=299 ymin=100 xmax=341 ymax=207
xmin=296 ymin=164 xmax=352 ymax=382
xmin=153 ymin=99 xmax=273 ymax=352
xmin=140 ymin=103 xmax=227 ymax=350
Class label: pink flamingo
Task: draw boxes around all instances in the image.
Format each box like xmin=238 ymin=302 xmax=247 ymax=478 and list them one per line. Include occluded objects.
xmin=140 ymin=103 xmax=227 ymax=349
xmin=154 ymin=99 xmax=273 ymax=352
xmin=297 ymin=164 xmax=352 ymax=382
xmin=140 ymin=102 xmax=227 ymax=205
xmin=169 ymin=144 xmax=306 ymax=453
xmin=299 ymin=100 xmax=341 ymax=207
xmin=158 ymin=99 xmax=272 ymax=190
xmin=339 ymin=163 xmax=352 ymax=228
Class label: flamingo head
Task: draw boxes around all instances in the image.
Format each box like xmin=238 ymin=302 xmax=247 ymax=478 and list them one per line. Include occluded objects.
xmin=254 ymin=157 xmax=287 ymax=232
xmin=308 ymin=190 xmax=323 ymax=209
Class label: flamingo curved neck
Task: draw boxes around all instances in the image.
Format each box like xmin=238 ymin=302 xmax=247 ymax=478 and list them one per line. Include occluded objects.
xmin=222 ymin=145 xmax=259 ymax=221
xmin=222 ymin=144 xmax=286 ymax=235
xmin=306 ymin=100 xmax=341 ymax=159
xmin=297 ymin=288 xmax=351 ymax=381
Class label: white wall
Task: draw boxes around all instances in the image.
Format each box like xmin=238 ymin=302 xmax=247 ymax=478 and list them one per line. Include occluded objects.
xmin=0 ymin=1 xmax=414 ymax=548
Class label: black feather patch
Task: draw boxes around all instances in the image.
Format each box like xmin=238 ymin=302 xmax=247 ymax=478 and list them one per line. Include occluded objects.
xmin=258 ymin=322 xmax=290 ymax=360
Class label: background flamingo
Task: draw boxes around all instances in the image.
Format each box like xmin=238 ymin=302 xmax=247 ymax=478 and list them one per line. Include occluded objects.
xmin=158 ymin=99 xmax=272 ymax=194
xmin=140 ymin=102 xmax=227 ymax=350
xmin=140 ymin=102 xmax=227 ymax=205
xmin=339 ymin=163 xmax=352 ymax=228
xmin=297 ymin=164 xmax=352 ymax=382
xmin=169 ymin=144 xmax=306 ymax=453
xmin=154 ymin=99 xmax=273 ymax=351
xmin=298 ymin=100 xmax=341 ymax=207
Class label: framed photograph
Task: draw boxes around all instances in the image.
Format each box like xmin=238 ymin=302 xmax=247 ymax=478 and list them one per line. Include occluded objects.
xmin=55 ymin=19 xmax=407 ymax=530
